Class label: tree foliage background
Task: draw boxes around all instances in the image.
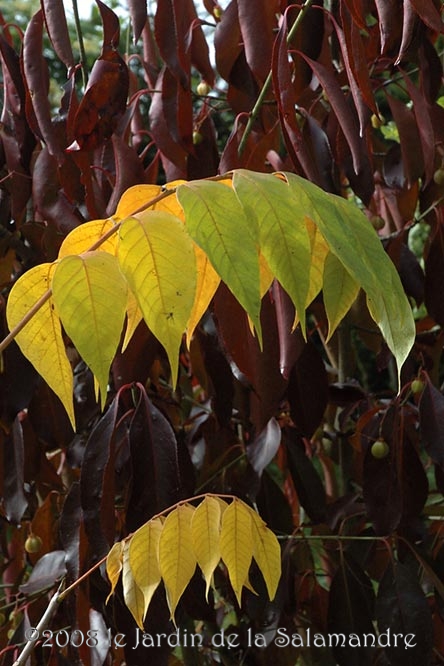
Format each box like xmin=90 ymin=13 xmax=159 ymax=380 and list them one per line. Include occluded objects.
xmin=0 ymin=0 xmax=444 ymax=665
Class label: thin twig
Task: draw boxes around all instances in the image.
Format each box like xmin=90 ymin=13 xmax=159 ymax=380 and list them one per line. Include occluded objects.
xmin=237 ymin=0 xmax=315 ymax=156
xmin=72 ymin=0 xmax=88 ymax=87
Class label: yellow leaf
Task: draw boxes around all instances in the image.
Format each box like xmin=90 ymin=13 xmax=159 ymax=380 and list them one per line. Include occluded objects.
xmin=106 ymin=540 xmax=125 ymax=603
xmin=305 ymin=217 xmax=329 ymax=307
xmin=128 ymin=518 xmax=163 ymax=622
xmin=259 ymin=253 xmax=274 ymax=298
xmin=186 ymin=246 xmax=220 ymax=347
xmin=115 ymin=184 xmax=163 ymax=219
xmin=118 ymin=213 xmax=196 ymax=384
xmin=52 ymin=252 xmax=128 ymax=409
xmin=122 ymin=541 xmax=146 ymax=629
xmin=250 ymin=512 xmax=281 ymax=601
xmin=122 ymin=288 xmax=143 ymax=352
xmin=323 ymin=252 xmax=360 ymax=340
xmin=58 ymin=219 xmax=117 ymax=258
xmin=220 ymin=499 xmax=254 ymax=606
xmin=191 ymin=496 xmax=223 ymax=600
xmin=6 ymin=263 xmax=75 ymax=429
xmin=158 ymin=504 xmax=197 ymax=622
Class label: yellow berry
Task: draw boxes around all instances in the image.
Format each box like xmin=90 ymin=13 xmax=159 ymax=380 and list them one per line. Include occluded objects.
xmin=213 ymin=6 xmax=223 ymax=19
xmin=192 ymin=131 xmax=203 ymax=145
xmin=411 ymin=379 xmax=425 ymax=395
xmin=433 ymin=168 xmax=444 ymax=186
xmin=196 ymin=80 xmax=211 ymax=96
xmin=25 ymin=534 xmax=43 ymax=554
xmin=370 ymin=215 xmax=385 ymax=230
xmin=371 ymin=440 xmax=389 ymax=459
xmin=371 ymin=113 xmax=385 ymax=128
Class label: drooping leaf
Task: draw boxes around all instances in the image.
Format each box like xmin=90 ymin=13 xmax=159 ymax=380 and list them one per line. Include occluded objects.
xmin=3 ymin=416 xmax=28 ymax=524
xmin=323 ymin=252 xmax=360 ymax=340
xmin=220 ymin=499 xmax=255 ymax=605
xmin=41 ymin=0 xmax=75 ymax=75
xmin=52 ymin=252 xmax=127 ymax=408
xmin=128 ymin=518 xmax=163 ymax=622
xmin=158 ymin=503 xmax=197 ymax=621
xmin=18 ymin=551 xmax=67 ymax=595
xmin=418 ymin=371 xmax=444 ymax=467
xmin=191 ymin=496 xmax=224 ymax=600
xmin=283 ymin=173 xmax=415 ymax=382
xmin=177 ymin=180 xmax=262 ymax=343
xmin=106 ymin=541 xmax=125 ymax=602
xmin=6 ymin=263 xmax=75 ymax=428
xmin=118 ymin=212 xmax=196 ymax=383
xmin=287 ymin=343 xmax=329 ymax=440
xmin=122 ymin=540 xmax=146 ymax=629
xmin=250 ymin=510 xmax=281 ymax=601
xmin=232 ymin=169 xmax=312 ymax=335
xmin=247 ymin=417 xmax=282 ymax=478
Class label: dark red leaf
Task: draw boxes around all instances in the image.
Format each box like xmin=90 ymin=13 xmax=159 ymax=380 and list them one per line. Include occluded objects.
xmin=237 ymin=0 xmax=279 ymax=84
xmin=256 ymin=471 xmax=294 ymax=534
xmin=396 ymin=0 xmax=421 ymax=64
xmin=194 ymin=326 xmax=234 ymax=428
xmin=96 ymin=0 xmax=120 ymax=48
xmin=125 ymin=383 xmax=182 ymax=532
xmin=376 ymin=561 xmax=433 ymax=666
xmin=154 ymin=0 xmax=191 ymax=89
xmin=42 ymin=0 xmax=75 ymax=75
xmin=106 ymin=134 xmax=147 ymax=215
xmin=3 ymin=415 xmax=28 ymax=524
xmin=287 ymin=342 xmax=328 ymax=439
xmin=18 ymin=550 xmax=67 ymax=595
xmin=59 ymin=482 xmax=83 ymax=582
xmin=384 ymin=236 xmax=424 ymax=306
xmin=327 ymin=553 xmax=375 ymax=666
xmin=284 ymin=427 xmax=327 ymax=524
xmin=424 ymin=219 xmax=444 ymax=326
xmin=402 ymin=71 xmax=435 ymax=183
xmin=68 ymin=50 xmax=129 ymax=152
xmin=214 ymin=0 xmax=242 ymax=84
xmin=187 ymin=13 xmax=214 ymax=87
xmin=127 ymin=0 xmax=147 ymax=44
xmin=374 ymin=0 xmax=402 ymax=54
xmin=418 ymin=370 xmax=444 ymax=467
xmin=386 ymin=93 xmax=424 ymax=185
xmin=272 ymin=282 xmax=306 ymax=380
xmin=22 ymin=10 xmax=64 ymax=162
xmin=80 ymin=396 xmax=121 ymax=559
xmin=418 ymin=37 xmax=443 ymax=103
xmin=410 ymin=0 xmax=443 ymax=32
xmin=141 ymin=15 xmax=160 ymax=88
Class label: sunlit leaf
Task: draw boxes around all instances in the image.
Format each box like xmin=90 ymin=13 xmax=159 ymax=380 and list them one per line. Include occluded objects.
xmin=250 ymin=511 xmax=281 ymax=600
xmin=106 ymin=541 xmax=125 ymax=603
xmin=122 ymin=288 xmax=143 ymax=352
xmin=118 ymin=212 xmax=196 ymax=383
xmin=191 ymin=496 xmax=223 ymax=600
xmin=128 ymin=518 xmax=163 ymax=621
xmin=232 ymin=169 xmax=312 ymax=335
xmin=323 ymin=251 xmax=360 ymax=340
xmin=186 ymin=247 xmax=220 ymax=347
xmin=177 ymin=180 xmax=262 ymax=344
xmin=115 ymin=184 xmax=163 ymax=218
xmin=58 ymin=219 xmax=117 ymax=257
xmin=158 ymin=504 xmax=197 ymax=621
xmin=220 ymin=499 xmax=254 ymax=606
xmin=52 ymin=252 xmax=128 ymax=409
xmin=6 ymin=263 xmax=75 ymax=429
xmin=122 ymin=541 xmax=145 ymax=629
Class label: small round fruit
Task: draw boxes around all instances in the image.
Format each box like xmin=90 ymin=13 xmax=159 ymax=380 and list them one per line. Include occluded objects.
xmin=433 ymin=168 xmax=444 ymax=186
xmin=370 ymin=215 xmax=385 ymax=230
xmin=411 ymin=378 xmax=425 ymax=395
xmin=25 ymin=534 xmax=43 ymax=554
xmin=371 ymin=439 xmax=389 ymax=459
xmin=213 ymin=6 xmax=223 ymax=19
xmin=196 ymin=80 xmax=211 ymax=96
xmin=192 ymin=131 xmax=203 ymax=145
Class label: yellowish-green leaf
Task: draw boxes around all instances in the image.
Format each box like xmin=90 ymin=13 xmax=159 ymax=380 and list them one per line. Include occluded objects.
xmin=6 ymin=263 xmax=75 ymax=429
xmin=106 ymin=540 xmax=125 ymax=603
xmin=122 ymin=288 xmax=143 ymax=352
xmin=232 ymin=169 xmax=312 ymax=336
xmin=323 ymin=252 xmax=360 ymax=340
xmin=58 ymin=219 xmax=117 ymax=258
xmin=52 ymin=252 xmax=127 ymax=409
xmin=115 ymin=184 xmax=163 ymax=218
xmin=122 ymin=541 xmax=146 ymax=629
xmin=128 ymin=517 xmax=163 ymax=622
xmin=158 ymin=504 xmax=197 ymax=621
xmin=250 ymin=511 xmax=281 ymax=601
xmin=117 ymin=212 xmax=196 ymax=384
xmin=177 ymin=180 xmax=262 ymax=344
xmin=220 ymin=499 xmax=254 ymax=606
xmin=283 ymin=172 xmax=415 ymax=382
xmin=191 ymin=496 xmax=223 ymax=600
xmin=305 ymin=217 xmax=329 ymax=308
xmin=186 ymin=246 xmax=220 ymax=347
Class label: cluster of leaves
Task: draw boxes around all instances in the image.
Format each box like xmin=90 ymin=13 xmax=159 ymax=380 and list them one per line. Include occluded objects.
xmin=1 ymin=1 xmax=444 ymax=666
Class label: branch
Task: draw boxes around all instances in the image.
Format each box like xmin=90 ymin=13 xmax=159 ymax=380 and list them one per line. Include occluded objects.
xmin=237 ymin=0 xmax=315 ymax=156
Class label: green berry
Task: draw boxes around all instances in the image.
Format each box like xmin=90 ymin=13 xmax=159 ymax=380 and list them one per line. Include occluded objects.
xmin=371 ymin=440 xmax=389 ymax=459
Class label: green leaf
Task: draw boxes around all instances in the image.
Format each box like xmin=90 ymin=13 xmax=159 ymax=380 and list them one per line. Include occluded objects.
xmin=283 ymin=173 xmax=415 ymax=381
xmin=232 ymin=169 xmax=312 ymax=335
xmin=177 ymin=180 xmax=262 ymax=343
xmin=52 ymin=251 xmax=127 ymax=409
xmin=118 ymin=212 xmax=196 ymax=384
xmin=323 ymin=252 xmax=360 ymax=340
